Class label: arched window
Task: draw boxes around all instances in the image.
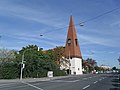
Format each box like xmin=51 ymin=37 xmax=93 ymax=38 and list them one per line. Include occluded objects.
xmin=68 ymin=39 xmax=71 ymax=46
xmin=75 ymin=39 xmax=78 ymax=46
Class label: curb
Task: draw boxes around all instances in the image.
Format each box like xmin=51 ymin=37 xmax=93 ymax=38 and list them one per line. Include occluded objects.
xmin=0 ymin=75 xmax=73 ymax=83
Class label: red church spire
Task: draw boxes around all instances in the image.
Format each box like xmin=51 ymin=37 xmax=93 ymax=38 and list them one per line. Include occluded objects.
xmin=65 ymin=16 xmax=82 ymax=58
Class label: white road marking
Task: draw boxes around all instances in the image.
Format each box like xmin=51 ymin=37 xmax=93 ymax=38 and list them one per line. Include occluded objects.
xmin=93 ymin=76 xmax=97 ymax=77
xmin=72 ymin=80 xmax=80 ymax=82
xmin=116 ymin=78 xmax=119 ymax=79
xmin=50 ymin=80 xmax=79 ymax=83
xmin=83 ymin=85 xmax=90 ymax=90
xmin=89 ymin=77 xmax=92 ymax=78
xmin=22 ymin=81 xmax=43 ymax=90
xmin=83 ymin=78 xmax=87 ymax=80
xmin=50 ymin=80 xmax=73 ymax=82
xmin=94 ymin=81 xmax=98 ymax=84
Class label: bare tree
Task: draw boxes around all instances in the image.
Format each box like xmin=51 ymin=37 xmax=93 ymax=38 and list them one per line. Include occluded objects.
xmin=0 ymin=48 xmax=16 ymax=63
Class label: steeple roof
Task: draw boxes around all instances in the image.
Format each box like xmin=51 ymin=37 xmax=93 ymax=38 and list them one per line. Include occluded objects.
xmin=65 ymin=16 xmax=82 ymax=58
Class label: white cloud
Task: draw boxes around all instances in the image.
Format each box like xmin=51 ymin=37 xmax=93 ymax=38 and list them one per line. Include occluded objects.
xmin=0 ymin=1 xmax=66 ymax=28
xmin=0 ymin=0 xmax=120 ymax=52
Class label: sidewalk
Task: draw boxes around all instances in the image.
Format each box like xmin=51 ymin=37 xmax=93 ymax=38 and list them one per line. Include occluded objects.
xmin=0 ymin=75 xmax=74 ymax=83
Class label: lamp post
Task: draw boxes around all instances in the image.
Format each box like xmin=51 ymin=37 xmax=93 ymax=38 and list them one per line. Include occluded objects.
xmin=20 ymin=53 xmax=25 ymax=80
xmin=20 ymin=47 xmax=40 ymax=80
xmin=68 ymin=39 xmax=71 ymax=75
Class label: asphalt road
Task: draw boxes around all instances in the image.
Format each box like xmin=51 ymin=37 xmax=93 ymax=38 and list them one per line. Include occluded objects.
xmin=0 ymin=74 xmax=119 ymax=90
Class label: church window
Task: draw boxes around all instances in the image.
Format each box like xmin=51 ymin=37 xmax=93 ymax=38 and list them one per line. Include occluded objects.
xmin=68 ymin=39 xmax=71 ymax=46
xmin=75 ymin=39 xmax=78 ymax=46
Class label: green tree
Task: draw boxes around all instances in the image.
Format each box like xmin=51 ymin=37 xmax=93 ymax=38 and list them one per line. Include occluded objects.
xmin=83 ymin=58 xmax=97 ymax=73
xmin=16 ymin=45 xmax=45 ymax=78
xmin=46 ymin=46 xmax=65 ymax=66
xmin=0 ymin=62 xmax=19 ymax=79
xmin=112 ymin=67 xmax=117 ymax=70
xmin=16 ymin=45 xmax=66 ymax=78
xmin=0 ymin=45 xmax=66 ymax=79
xmin=0 ymin=48 xmax=19 ymax=79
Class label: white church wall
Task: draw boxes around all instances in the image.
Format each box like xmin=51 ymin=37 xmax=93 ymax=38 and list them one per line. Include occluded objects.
xmin=70 ymin=58 xmax=83 ymax=75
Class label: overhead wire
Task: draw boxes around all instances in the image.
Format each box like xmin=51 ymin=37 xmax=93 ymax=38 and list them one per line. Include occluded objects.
xmin=81 ymin=7 xmax=120 ymax=24
xmin=42 ymin=6 xmax=120 ymax=35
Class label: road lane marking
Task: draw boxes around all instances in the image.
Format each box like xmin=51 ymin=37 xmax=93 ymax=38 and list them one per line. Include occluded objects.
xmin=83 ymin=78 xmax=87 ymax=80
xmin=83 ymin=85 xmax=90 ymax=90
xmin=50 ymin=80 xmax=79 ymax=83
xmin=22 ymin=81 xmax=43 ymax=90
xmin=89 ymin=77 xmax=92 ymax=78
xmin=50 ymin=80 xmax=73 ymax=82
xmin=93 ymin=76 xmax=97 ymax=77
xmin=94 ymin=81 xmax=98 ymax=84
xmin=73 ymin=80 xmax=80 ymax=82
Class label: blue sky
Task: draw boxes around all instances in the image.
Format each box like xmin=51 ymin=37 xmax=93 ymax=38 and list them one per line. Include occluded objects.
xmin=0 ymin=0 xmax=120 ymax=68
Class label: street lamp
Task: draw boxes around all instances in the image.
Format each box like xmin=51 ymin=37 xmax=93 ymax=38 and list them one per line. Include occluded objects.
xmin=67 ymin=39 xmax=71 ymax=75
xmin=79 ymin=22 xmax=84 ymax=26
xmin=20 ymin=47 xmax=40 ymax=80
xmin=40 ymin=34 xmax=43 ymax=37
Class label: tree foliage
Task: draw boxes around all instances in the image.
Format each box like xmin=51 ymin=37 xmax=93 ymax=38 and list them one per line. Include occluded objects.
xmin=0 ymin=48 xmax=16 ymax=63
xmin=82 ymin=58 xmax=98 ymax=73
xmin=46 ymin=46 xmax=65 ymax=66
xmin=0 ymin=45 xmax=66 ymax=79
xmin=0 ymin=48 xmax=19 ymax=79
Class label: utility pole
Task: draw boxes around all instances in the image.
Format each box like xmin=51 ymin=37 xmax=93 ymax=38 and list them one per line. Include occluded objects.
xmin=20 ymin=47 xmax=40 ymax=80
xmin=20 ymin=54 xmax=24 ymax=80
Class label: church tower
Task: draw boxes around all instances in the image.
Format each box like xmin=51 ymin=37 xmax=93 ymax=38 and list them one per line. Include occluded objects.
xmin=65 ymin=16 xmax=83 ymax=75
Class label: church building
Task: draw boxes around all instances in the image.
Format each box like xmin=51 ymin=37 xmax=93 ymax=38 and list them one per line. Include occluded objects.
xmin=65 ymin=16 xmax=83 ymax=75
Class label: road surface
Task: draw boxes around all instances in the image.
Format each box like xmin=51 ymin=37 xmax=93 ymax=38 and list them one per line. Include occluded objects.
xmin=0 ymin=74 xmax=119 ymax=90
